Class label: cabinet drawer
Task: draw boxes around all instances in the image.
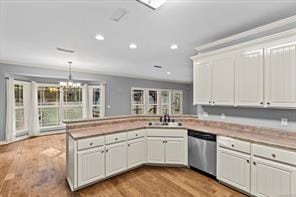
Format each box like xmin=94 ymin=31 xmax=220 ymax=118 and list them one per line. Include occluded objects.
xmin=77 ymin=136 xmax=104 ymax=151
xmin=146 ymin=129 xmax=186 ymax=138
xmin=128 ymin=129 xmax=145 ymax=140
xmin=252 ymin=144 xmax=296 ymax=165
xmin=105 ymin=132 xmax=127 ymax=145
xmin=218 ymin=136 xmax=251 ymax=154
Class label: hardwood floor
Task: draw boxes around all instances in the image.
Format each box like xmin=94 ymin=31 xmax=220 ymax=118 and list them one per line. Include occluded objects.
xmin=0 ymin=134 xmax=246 ymax=197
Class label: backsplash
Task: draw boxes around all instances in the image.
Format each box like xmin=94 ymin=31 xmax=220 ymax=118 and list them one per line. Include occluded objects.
xmin=197 ymin=105 xmax=296 ymax=132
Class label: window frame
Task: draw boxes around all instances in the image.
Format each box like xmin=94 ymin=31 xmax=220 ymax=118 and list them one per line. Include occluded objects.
xmin=88 ymin=85 xmax=105 ymax=118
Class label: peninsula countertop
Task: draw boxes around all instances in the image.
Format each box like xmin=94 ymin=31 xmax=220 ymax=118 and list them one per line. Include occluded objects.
xmin=65 ymin=115 xmax=296 ymax=151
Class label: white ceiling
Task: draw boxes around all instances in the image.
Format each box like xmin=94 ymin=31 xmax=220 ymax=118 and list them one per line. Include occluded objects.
xmin=1 ymin=0 xmax=296 ymax=83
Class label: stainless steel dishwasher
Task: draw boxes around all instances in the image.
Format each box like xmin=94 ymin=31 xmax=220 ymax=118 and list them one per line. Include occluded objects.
xmin=188 ymin=130 xmax=216 ymax=177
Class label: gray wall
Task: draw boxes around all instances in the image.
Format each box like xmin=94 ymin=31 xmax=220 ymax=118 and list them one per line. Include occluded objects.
xmin=0 ymin=63 xmax=196 ymax=141
xmin=197 ymin=106 xmax=296 ymax=132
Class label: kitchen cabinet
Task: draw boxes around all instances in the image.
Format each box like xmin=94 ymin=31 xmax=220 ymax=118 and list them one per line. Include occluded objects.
xmin=147 ymin=137 xmax=186 ymax=165
xmin=128 ymin=137 xmax=146 ymax=169
xmin=77 ymin=146 xmax=105 ymax=187
xmin=235 ymin=49 xmax=264 ymax=107
xmin=147 ymin=137 xmax=165 ymax=164
xmin=217 ymin=148 xmax=251 ymax=193
xmin=251 ymin=157 xmax=296 ymax=197
xmin=211 ymin=54 xmax=235 ymax=105
xmin=265 ymin=41 xmax=296 ymax=108
xmin=165 ymin=138 xmax=185 ymax=164
xmin=193 ymin=60 xmax=212 ymax=105
xmin=105 ymin=141 xmax=127 ymax=177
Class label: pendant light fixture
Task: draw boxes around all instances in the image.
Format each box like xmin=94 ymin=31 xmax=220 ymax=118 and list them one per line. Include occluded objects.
xmin=59 ymin=61 xmax=81 ymax=91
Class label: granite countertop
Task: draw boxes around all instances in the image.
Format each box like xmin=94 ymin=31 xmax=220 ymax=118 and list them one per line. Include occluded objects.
xmin=66 ymin=116 xmax=296 ymax=151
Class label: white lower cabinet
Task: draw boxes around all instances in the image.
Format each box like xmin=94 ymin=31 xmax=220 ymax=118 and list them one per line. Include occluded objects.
xmin=217 ymin=148 xmax=251 ymax=193
xmin=147 ymin=137 xmax=165 ymax=164
xmin=105 ymin=141 xmax=128 ymax=177
xmin=128 ymin=137 xmax=146 ymax=168
xmin=165 ymin=138 xmax=185 ymax=165
xmin=147 ymin=137 xmax=185 ymax=165
xmin=217 ymin=136 xmax=296 ymax=197
xmin=251 ymin=157 xmax=296 ymax=197
xmin=77 ymin=146 xmax=105 ymax=187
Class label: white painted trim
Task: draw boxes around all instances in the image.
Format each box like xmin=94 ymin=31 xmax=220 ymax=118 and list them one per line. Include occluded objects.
xmin=195 ymin=15 xmax=296 ymax=52
xmin=191 ymin=28 xmax=296 ymax=60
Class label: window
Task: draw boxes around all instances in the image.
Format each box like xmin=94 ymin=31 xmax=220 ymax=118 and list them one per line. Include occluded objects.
xmin=38 ymin=85 xmax=61 ymax=128
xmin=131 ymin=88 xmax=183 ymax=115
xmin=89 ymin=85 xmax=105 ymax=118
xmin=14 ymin=81 xmax=30 ymax=134
xmin=63 ymin=88 xmax=83 ymax=120
xmin=131 ymin=89 xmax=145 ymax=115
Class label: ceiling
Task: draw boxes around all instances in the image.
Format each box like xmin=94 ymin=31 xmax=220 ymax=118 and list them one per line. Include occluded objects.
xmin=1 ymin=0 xmax=296 ymax=83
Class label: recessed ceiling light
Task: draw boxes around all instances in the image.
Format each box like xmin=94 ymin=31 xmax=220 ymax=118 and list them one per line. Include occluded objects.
xmin=170 ymin=44 xmax=178 ymax=50
xmin=95 ymin=34 xmax=105 ymax=40
xmin=167 ymin=71 xmax=171 ymax=75
xmin=129 ymin=43 xmax=137 ymax=49
xmin=137 ymin=0 xmax=167 ymax=10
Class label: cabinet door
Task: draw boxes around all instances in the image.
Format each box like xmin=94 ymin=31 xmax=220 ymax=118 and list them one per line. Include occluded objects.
xmin=265 ymin=42 xmax=296 ymax=108
xmin=105 ymin=142 xmax=127 ymax=177
xmin=212 ymin=55 xmax=235 ymax=105
xmin=165 ymin=138 xmax=185 ymax=165
xmin=193 ymin=61 xmax=212 ymax=105
xmin=147 ymin=137 xmax=165 ymax=164
xmin=235 ymin=49 xmax=264 ymax=107
xmin=127 ymin=138 xmax=146 ymax=169
xmin=77 ymin=146 xmax=105 ymax=187
xmin=217 ymin=148 xmax=251 ymax=193
xmin=251 ymin=157 xmax=296 ymax=197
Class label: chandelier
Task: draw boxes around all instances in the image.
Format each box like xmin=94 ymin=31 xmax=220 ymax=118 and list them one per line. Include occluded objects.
xmin=59 ymin=61 xmax=81 ymax=91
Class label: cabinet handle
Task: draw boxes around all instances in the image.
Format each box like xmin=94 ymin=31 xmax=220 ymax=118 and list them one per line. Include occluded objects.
xmin=213 ymin=101 xmax=215 ymax=104
xmin=246 ymin=160 xmax=250 ymax=163
xmin=260 ymin=102 xmax=263 ymax=105
xmin=106 ymin=149 xmax=109 ymax=152
xmin=163 ymin=141 xmax=165 ymax=143
xmin=89 ymin=142 xmax=93 ymax=146
xmin=231 ymin=144 xmax=234 ymax=147
xmin=128 ymin=144 xmax=130 ymax=147
xmin=272 ymin=154 xmax=276 ymax=158
xmin=267 ymin=102 xmax=270 ymax=105
xmin=115 ymin=138 xmax=118 ymax=141
xmin=101 ymin=150 xmax=104 ymax=154
xmin=135 ymin=134 xmax=138 ymax=136
xmin=253 ymin=161 xmax=256 ymax=166
xmin=209 ymin=101 xmax=212 ymax=104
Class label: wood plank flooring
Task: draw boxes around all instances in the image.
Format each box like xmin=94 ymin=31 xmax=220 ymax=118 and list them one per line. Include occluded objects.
xmin=0 ymin=134 xmax=246 ymax=197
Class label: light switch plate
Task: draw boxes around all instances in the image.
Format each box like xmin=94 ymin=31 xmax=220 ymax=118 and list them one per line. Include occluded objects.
xmin=281 ymin=118 xmax=288 ymax=126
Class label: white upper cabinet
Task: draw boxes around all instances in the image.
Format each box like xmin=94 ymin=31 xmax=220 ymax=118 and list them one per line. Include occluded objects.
xmin=193 ymin=60 xmax=212 ymax=105
xmin=265 ymin=41 xmax=296 ymax=108
xmin=211 ymin=54 xmax=235 ymax=105
xmin=235 ymin=49 xmax=264 ymax=107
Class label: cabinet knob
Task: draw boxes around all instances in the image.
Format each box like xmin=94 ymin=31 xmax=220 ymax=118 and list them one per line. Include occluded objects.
xmin=267 ymin=102 xmax=270 ymax=105
xmin=101 ymin=150 xmax=104 ymax=154
xmin=106 ymin=149 xmax=109 ymax=152
xmin=128 ymin=144 xmax=130 ymax=147
xmin=253 ymin=161 xmax=256 ymax=166
xmin=246 ymin=160 xmax=250 ymax=163
xmin=213 ymin=101 xmax=215 ymax=104
xmin=260 ymin=102 xmax=263 ymax=105
xmin=115 ymin=138 xmax=118 ymax=141
xmin=209 ymin=101 xmax=212 ymax=104
xmin=135 ymin=134 xmax=138 ymax=136
xmin=272 ymin=154 xmax=276 ymax=158
xmin=89 ymin=142 xmax=93 ymax=146
xmin=231 ymin=144 xmax=234 ymax=147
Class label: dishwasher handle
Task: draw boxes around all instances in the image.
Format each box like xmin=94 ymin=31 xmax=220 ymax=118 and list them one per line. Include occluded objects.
xmin=188 ymin=130 xmax=216 ymax=141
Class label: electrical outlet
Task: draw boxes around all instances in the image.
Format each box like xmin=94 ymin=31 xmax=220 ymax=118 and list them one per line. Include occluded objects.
xmin=221 ymin=113 xmax=226 ymax=119
xmin=281 ymin=118 xmax=288 ymax=126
